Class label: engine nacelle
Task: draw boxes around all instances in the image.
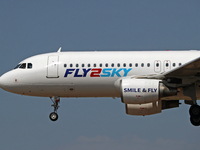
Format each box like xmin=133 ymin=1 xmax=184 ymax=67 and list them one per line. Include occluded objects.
xmin=120 ymin=79 xmax=177 ymax=104
xmin=125 ymin=100 xmax=180 ymax=116
xmin=126 ymin=101 xmax=161 ymax=116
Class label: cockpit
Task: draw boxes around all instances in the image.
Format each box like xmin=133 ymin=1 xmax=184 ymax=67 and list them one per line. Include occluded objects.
xmin=14 ymin=63 xmax=33 ymax=69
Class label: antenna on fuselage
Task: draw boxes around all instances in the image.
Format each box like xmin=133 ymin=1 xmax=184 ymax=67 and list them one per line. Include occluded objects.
xmin=57 ymin=47 xmax=62 ymax=52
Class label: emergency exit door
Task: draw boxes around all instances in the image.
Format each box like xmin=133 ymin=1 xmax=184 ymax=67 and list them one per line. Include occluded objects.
xmin=164 ymin=60 xmax=171 ymax=72
xmin=154 ymin=60 xmax=161 ymax=73
xmin=47 ymin=56 xmax=59 ymax=78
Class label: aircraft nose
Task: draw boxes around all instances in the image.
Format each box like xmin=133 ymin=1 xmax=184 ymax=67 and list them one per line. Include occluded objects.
xmin=0 ymin=72 xmax=13 ymax=89
xmin=0 ymin=76 xmax=3 ymax=86
xmin=0 ymin=75 xmax=7 ymax=88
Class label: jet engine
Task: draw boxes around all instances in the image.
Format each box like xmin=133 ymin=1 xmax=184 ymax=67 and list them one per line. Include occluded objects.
xmin=125 ymin=101 xmax=161 ymax=115
xmin=125 ymin=100 xmax=180 ymax=116
xmin=120 ymin=79 xmax=177 ymax=104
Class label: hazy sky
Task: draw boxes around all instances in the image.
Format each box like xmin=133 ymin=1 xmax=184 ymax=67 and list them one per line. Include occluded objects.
xmin=0 ymin=1 xmax=200 ymax=150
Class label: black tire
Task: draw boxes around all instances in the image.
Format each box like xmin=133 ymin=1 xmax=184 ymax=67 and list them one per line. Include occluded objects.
xmin=189 ymin=105 xmax=200 ymax=118
xmin=49 ymin=112 xmax=58 ymax=121
xmin=190 ymin=117 xmax=200 ymax=126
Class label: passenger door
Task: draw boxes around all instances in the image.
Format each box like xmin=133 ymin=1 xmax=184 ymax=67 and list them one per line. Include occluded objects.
xmin=47 ymin=56 xmax=59 ymax=78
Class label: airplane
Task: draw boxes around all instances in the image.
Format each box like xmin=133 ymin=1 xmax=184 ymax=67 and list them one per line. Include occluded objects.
xmin=0 ymin=48 xmax=200 ymax=126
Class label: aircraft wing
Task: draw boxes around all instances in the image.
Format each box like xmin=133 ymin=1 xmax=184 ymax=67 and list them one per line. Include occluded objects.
xmin=134 ymin=56 xmax=200 ymax=83
xmin=162 ymin=56 xmax=200 ymax=77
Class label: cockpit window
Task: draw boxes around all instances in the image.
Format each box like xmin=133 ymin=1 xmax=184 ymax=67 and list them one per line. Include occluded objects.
xmin=28 ymin=63 xmax=33 ymax=69
xmin=14 ymin=64 xmax=21 ymax=69
xmin=14 ymin=63 xmax=33 ymax=69
xmin=19 ymin=63 xmax=26 ymax=69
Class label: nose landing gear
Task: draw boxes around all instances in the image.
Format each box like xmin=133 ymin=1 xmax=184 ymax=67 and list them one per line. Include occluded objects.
xmin=49 ymin=96 xmax=60 ymax=121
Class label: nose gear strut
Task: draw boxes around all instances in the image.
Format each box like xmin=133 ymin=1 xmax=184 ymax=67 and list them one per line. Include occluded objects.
xmin=49 ymin=96 xmax=60 ymax=121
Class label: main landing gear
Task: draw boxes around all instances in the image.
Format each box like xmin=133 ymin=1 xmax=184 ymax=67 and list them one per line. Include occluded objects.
xmin=183 ymin=84 xmax=200 ymax=126
xmin=189 ymin=104 xmax=200 ymax=126
xmin=49 ymin=96 xmax=60 ymax=121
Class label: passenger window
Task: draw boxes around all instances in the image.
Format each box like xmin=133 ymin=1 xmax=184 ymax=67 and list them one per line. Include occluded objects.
xmin=82 ymin=64 xmax=84 ymax=67
xmin=28 ymin=63 xmax=33 ymax=69
xmin=173 ymin=63 xmax=176 ymax=67
xmin=76 ymin=64 xmax=79 ymax=67
xmin=64 ymin=64 xmax=67 ymax=68
xmin=117 ymin=63 xmax=120 ymax=67
xmin=70 ymin=64 xmax=73 ymax=67
xmin=135 ymin=63 xmax=138 ymax=67
xmin=141 ymin=63 xmax=144 ymax=67
xmin=99 ymin=63 xmax=102 ymax=67
xmin=147 ymin=63 xmax=150 ymax=67
xmin=111 ymin=63 xmax=114 ymax=67
xmin=88 ymin=64 xmax=91 ymax=67
xmin=94 ymin=64 xmax=96 ymax=67
xmin=129 ymin=63 xmax=132 ymax=67
xmin=105 ymin=63 xmax=108 ymax=67
xmin=123 ymin=63 xmax=126 ymax=67
xmin=179 ymin=63 xmax=182 ymax=66
xmin=19 ymin=63 xmax=26 ymax=69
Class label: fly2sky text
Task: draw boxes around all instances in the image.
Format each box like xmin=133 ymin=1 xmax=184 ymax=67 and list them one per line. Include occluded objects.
xmin=64 ymin=68 xmax=132 ymax=77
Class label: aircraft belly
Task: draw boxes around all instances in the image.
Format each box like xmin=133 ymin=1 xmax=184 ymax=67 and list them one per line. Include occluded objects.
xmin=8 ymin=84 xmax=119 ymax=97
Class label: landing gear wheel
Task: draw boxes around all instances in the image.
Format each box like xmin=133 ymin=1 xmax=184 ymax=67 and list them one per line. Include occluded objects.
xmin=49 ymin=112 xmax=58 ymax=121
xmin=49 ymin=96 xmax=60 ymax=121
xmin=189 ymin=105 xmax=200 ymax=118
xmin=190 ymin=117 xmax=200 ymax=126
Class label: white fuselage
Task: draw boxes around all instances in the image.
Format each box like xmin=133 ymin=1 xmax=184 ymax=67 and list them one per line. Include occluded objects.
xmin=0 ymin=51 xmax=200 ymax=100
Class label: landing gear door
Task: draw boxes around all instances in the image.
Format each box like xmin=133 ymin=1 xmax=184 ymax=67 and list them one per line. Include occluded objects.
xmin=47 ymin=56 xmax=59 ymax=78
